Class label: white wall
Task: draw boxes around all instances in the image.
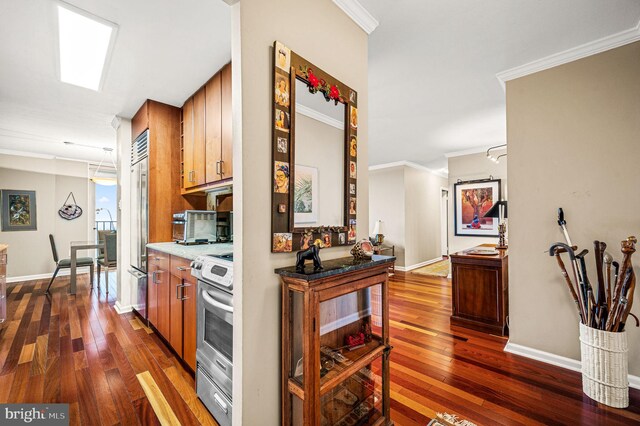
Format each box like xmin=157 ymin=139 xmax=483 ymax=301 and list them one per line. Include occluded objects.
xmin=507 ymin=41 xmax=640 ymax=375
xmin=232 ymin=1 xmax=368 ymax=423
xmin=0 ymin=154 xmax=91 ymax=278
xmin=116 ymin=118 xmax=133 ymax=312
xmin=369 ymin=164 xmax=447 ymax=269
xmin=447 ymin=152 xmax=507 ymax=254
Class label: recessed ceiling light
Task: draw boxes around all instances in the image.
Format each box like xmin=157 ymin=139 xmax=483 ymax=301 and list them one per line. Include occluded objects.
xmin=57 ymin=3 xmax=117 ymax=91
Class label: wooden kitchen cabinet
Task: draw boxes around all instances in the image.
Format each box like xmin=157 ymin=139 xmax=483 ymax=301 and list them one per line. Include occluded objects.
xmin=182 ymin=275 xmax=197 ymax=371
xmin=169 ymin=275 xmax=184 ymax=357
xmin=167 ymin=254 xmax=197 ymax=371
xmin=181 ymin=62 xmax=233 ymax=193
xmin=147 ymin=249 xmax=170 ymax=338
xmin=276 ymin=256 xmax=395 ymax=426
xmin=450 ymin=246 xmax=509 ymax=336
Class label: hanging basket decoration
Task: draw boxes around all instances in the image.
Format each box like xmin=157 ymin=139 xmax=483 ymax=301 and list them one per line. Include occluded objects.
xmin=58 ymin=192 xmax=83 ymax=220
xmin=299 ymin=65 xmax=345 ymax=105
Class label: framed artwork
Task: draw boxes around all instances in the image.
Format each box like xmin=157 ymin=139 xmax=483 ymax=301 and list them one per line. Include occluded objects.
xmin=350 ymin=136 xmax=357 ymax=157
xmin=348 ymin=219 xmax=357 ymax=242
xmin=321 ymin=231 xmax=332 ymax=248
xmin=274 ymin=162 xmax=290 ymax=194
xmin=349 ymin=161 xmax=357 ymax=179
xmin=294 ymin=165 xmax=318 ymax=224
xmin=275 ymin=73 xmax=290 ymax=108
xmin=1 ymin=190 xmax=37 ymax=231
xmin=350 ymin=105 xmax=358 ymax=129
xmin=275 ymin=41 xmax=291 ymax=73
xmin=275 ymin=109 xmax=290 ymax=133
xmin=338 ymin=233 xmax=346 ymax=245
xmin=273 ymin=233 xmax=293 ymax=252
xmin=277 ymin=137 xmax=288 ymax=153
xmin=349 ymin=197 xmax=356 ymax=215
xmin=349 ymin=183 xmax=356 ymax=195
xmin=453 ymin=179 xmax=501 ymax=237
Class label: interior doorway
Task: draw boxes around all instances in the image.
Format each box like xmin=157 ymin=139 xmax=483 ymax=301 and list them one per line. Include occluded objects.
xmin=440 ymin=188 xmax=449 ymax=256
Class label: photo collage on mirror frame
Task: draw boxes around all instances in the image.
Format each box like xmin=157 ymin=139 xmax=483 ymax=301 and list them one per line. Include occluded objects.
xmin=271 ymin=41 xmax=358 ymax=252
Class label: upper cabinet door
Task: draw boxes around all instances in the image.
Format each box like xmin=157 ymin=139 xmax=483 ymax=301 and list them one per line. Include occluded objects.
xmin=220 ymin=63 xmax=233 ymax=180
xmin=182 ymin=97 xmax=195 ymax=189
xmin=131 ymin=100 xmax=149 ymax=141
xmin=193 ymin=88 xmax=206 ymax=186
xmin=205 ymin=73 xmax=222 ymax=183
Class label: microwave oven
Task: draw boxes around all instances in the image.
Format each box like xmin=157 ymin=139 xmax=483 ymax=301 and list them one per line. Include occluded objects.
xmin=173 ymin=210 xmax=233 ymax=245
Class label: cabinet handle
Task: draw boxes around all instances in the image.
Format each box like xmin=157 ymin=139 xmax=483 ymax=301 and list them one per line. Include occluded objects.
xmin=176 ymin=266 xmax=190 ymax=271
xmin=180 ymin=283 xmax=191 ymax=300
xmin=189 ymin=170 xmax=195 ymax=182
xmin=151 ymin=271 xmax=157 ymax=283
xmin=215 ymin=161 xmax=221 ymax=176
xmin=176 ymin=283 xmax=181 ymax=299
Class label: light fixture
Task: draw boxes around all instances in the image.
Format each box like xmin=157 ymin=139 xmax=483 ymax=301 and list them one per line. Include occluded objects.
xmin=90 ymin=147 xmax=117 ymax=186
xmin=57 ymin=3 xmax=118 ymax=91
xmin=371 ymin=220 xmax=385 ymax=245
xmin=486 ymin=144 xmax=507 ymax=163
xmin=483 ymin=200 xmax=508 ymax=249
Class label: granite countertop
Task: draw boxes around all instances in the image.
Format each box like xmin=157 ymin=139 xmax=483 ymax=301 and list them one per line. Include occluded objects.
xmin=275 ymin=255 xmax=395 ymax=281
xmin=146 ymin=242 xmax=233 ymax=260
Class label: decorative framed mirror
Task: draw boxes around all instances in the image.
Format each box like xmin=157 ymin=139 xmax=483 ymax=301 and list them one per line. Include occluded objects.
xmin=271 ymin=40 xmax=358 ymax=253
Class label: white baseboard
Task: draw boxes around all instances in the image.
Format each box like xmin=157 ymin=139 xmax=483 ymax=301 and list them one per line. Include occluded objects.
xmin=505 ymin=342 xmax=640 ymax=390
xmin=114 ymin=301 xmax=133 ymax=314
xmin=7 ymin=267 xmax=91 ymax=283
xmin=396 ymin=257 xmax=443 ymax=272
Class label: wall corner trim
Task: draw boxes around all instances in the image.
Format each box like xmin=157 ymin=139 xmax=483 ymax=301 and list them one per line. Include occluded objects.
xmin=332 ymin=0 xmax=379 ymax=35
xmin=114 ymin=301 xmax=133 ymax=314
xmin=495 ymin=17 xmax=640 ymax=90
xmin=504 ymin=341 xmax=640 ymax=390
xmin=395 ymin=257 xmax=443 ymax=272
xmin=368 ymin=160 xmax=447 ymax=178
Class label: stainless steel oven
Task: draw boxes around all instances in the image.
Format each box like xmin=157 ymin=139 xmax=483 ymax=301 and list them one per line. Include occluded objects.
xmin=191 ymin=253 xmax=233 ymax=426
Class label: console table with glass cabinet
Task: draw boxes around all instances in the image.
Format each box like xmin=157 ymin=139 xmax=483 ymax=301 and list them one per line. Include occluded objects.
xmin=276 ymin=255 xmax=395 ymax=426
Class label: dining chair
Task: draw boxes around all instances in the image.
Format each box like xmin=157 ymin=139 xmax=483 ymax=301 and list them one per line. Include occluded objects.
xmin=97 ymin=233 xmax=117 ymax=295
xmin=45 ymin=234 xmax=94 ymax=294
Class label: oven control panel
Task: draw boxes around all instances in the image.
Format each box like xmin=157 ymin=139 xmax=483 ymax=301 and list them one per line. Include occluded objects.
xmin=191 ymin=254 xmax=233 ymax=291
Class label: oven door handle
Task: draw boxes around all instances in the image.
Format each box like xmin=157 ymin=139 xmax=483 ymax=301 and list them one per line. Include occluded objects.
xmin=201 ymin=290 xmax=233 ymax=313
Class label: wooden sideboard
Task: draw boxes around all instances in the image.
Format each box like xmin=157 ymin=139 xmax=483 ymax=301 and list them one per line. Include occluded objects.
xmin=450 ymin=245 xmax=508 ymax=336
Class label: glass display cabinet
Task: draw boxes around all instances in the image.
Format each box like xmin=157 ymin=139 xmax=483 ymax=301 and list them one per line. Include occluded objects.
xmin=276 ymin=255 xmax=395 ymax=426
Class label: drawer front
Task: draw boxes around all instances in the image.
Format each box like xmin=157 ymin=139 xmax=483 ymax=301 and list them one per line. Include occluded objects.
xmin=170 ymin=255 xmax=192 ymax=280
xmin=147 ymin=249 xmax=170 ymax=272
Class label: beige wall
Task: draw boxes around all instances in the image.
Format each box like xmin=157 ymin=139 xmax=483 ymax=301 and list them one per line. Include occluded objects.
xmin=447 ymin=152 xmax=507 ymax=254
xmin=369 ymin=167 xmax=405 ymax=265
xmin=233 ymin=1 xmax=368 ymax=423
xmin=369 ymin=165 xmax=447 ymax=268
xmin=0 ymin=156 xmax=91 ymax=278
xmin=507 ymin=41 xmax=640 ymax=375
xmin=405 ymin=167 xmax=448 ymax=266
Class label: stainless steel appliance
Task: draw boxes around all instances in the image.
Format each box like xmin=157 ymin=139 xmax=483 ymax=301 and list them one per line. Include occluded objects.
xmin=129 ymin=130 xmax=149 ymax=320
xmin=173 ymin=210 xmax=218 ymax=245
xmin=191 ymin=253 xmax=233 ymax=426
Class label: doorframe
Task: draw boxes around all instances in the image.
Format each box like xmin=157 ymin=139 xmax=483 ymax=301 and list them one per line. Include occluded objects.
xmin=440 ymin=187 xmax=449 ymax=256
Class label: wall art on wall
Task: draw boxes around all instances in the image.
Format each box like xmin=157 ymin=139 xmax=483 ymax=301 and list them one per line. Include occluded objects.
xmin=350 ymin=136 xmax=357 ymax=157
xmin=300 ymin=232 xmax=313 ymax=250
xmin=273 ymin=233 xmax=293 ymax=253
xmin=275 ymin=109 xmax=290 ymax=133
xmin=294 ymin=165 xmax=318 ymax=224
xmin=350 ymin=105 xmax=358 ymax=129
xmin=274 ymin=161 xmax=290 ymax=194
xmin=275 ymin=73 xmax=290 ymax=107
xmin=453 ymin=179 xmax=501 ymax=237
xmin=1 ymin=190 xmax=37 ymax=231
xmin=349 ymin=183 xmax=356 ymax=195
xmin=277 ymin=137 xmax=288 ymax=154
xmin=275 ymin=41 xmax=291 ymax=73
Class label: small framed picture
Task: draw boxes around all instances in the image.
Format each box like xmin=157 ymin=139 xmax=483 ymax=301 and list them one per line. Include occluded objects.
xmin=349 ymin=198 xmax=356 ymax=215
xmin=350 ymin=136 xmax=357 ymax=157
xmin=278 ymin=203 xmax=287 ymax=213
xmin=275 ymin=41 xmax=291 ymax=73
xmin=349 ymin=161 xmax=357 ymax=179
xmin=274 ymin=161 xmax=290 ymax=194
xmin=349 ymin=90 xmax=357 ymax=104
xmin=300 ymin=233 xmax=313 ymax=250
xmin=273 ymin=233 xmax=293 ymax=252
xmin=1 ymin=190 xmax=37 ymax=231
xmin=349 ymin=183 xmax=356 ymax=195
xmin=338 ymin=233 xmax=346 ymax=245
xmin=275 ymin=73 xmax=290 ymax=108
xmin=277 ymin=137 xmax=288 ymax=153
xmin=275 ymin=109 xmax=290 ymax=133
xmin=321 ymin=231 xmax=332 ymax=248
xmin=348 ymin=219 xmax=357 ymax=242
xmin=350 ymin=105 xmax=358 ymax=129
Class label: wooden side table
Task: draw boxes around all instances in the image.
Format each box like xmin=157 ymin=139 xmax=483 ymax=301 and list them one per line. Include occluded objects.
xmin=373 ymin=245 xmax=395 ymax=275
xmin=450 ymin=245 xmax=508 ymax=336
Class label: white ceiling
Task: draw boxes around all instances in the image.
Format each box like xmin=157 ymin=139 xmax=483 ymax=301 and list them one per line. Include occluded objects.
xmin=0 ymin=0 xmax=231 ymax=163
xmin=360 ymin=0 xmax=640 ymax=170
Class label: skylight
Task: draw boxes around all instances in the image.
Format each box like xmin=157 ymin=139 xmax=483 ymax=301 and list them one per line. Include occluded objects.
xmin=57 ymin=4 xmax=117 ymax=91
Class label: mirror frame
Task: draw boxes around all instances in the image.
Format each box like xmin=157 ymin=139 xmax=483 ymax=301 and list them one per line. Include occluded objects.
xmin=271 ymin=41 xmax=358 ymax=253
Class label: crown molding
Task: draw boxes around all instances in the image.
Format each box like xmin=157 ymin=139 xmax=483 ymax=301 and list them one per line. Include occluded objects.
xmin=368 ymin=160 xmax=447 ymax=178
xmin=333 ymin=0 xmax=379 ymax=35
xmin=496 ymin=17 xmax=640 ymax=90
xmin=295 ymin=103 xmax=344 ymax=130
xmin=444 ymin=144 xmax=504 ymax=158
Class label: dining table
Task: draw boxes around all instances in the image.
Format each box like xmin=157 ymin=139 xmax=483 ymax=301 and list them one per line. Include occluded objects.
xmin=70 ymin=240 xmax=105 ymax=295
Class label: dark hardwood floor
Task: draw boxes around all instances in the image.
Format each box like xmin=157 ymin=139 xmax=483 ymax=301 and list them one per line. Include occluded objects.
xmin=0 ymin=273 xmax=217 ymax=426
xmin=1 ymin=270 xmax=638 ymax=425
xmin=388 ymin=271 xmax=640 ymax=426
